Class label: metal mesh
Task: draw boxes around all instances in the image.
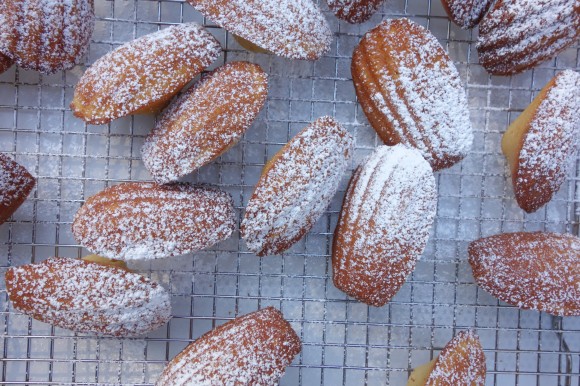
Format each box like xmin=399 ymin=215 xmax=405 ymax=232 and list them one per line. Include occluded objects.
xmin=0 ymin=0 xmax=579 ymax=384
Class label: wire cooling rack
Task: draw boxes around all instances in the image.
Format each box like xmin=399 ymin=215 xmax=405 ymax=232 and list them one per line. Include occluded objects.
xmin=0 ymin=0 xmax=579 ymax=385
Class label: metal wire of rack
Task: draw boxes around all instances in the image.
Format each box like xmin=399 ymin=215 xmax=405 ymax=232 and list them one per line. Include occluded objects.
xmin=0 ymin=0 xmax=579 ymax=385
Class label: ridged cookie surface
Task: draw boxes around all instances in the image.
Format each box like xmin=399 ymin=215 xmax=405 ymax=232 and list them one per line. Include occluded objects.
xmin=5 ymin=257 xmax=172 ymax=336
xmin=352 ymin=18 xmax=473 ymax=171
xmin=241 ymin=116 xmax=353 ymax=256
xmin=0 ymin=0 xmax=94 ymax=74
xmin=71 ymin=23 xmax=221 ymax=125
xmin=72 ymin=182 xmax=235 ymax=260
xmin=142 ymin=61 xmax=268 ymax=184
xmin=0 ymin=153 xmax=35 ymax=225
xmin=333 ymin=145 xmax=437 ymax=306
xmin=187 ymin=0 xmax=332 ymax=60
xmin=327 ymin=0 xmax=385 ymax=24
xmin=469 ymin=232 xmax=580 ymax=316
xmin=477 ymin=0 xmax=580 ymax=75
xmin=502 ymin=70 xmax=580 ymax=213
xmin=156 ymin=307 xmax=301 ymax=386
xmin=441 ymin=0 xmax=493 ymax=28
xmin=0 ymin=53 xmax=13 ymax=74
xmin=426 ymin=331 xmax=486 ymax=386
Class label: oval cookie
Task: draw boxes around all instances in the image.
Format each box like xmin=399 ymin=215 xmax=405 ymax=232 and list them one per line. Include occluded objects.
xmin=477 ymin=0 xmax=580 ymax=75
xmin=469 ymin=232 xmax=580 ymax=316
xmin=142 ymin=61 xmax=268 ymax=184
xmin=5 ymin=257 xmax=172 ymax=336
xmin=0 ymin=0 xmax=94 ymax=74
xmin=352 ymin=18 xmax=473 ymax=171
xmin=72 ymin=182 xmax=235 ymax=260
xmin=187 ymin=0 xmax=332 ymax=60
xmin=71 ymin=23 xmax=221 ymax=125
xmin=241 ymin=116 xmax=353 ymax=256
xmin=156 ymin=307 xmax=301 ymax=386
xmin=333 ymin=144 xmax=437 ymax=307
xmin=0 ymin=153 xmax=35 ymax=225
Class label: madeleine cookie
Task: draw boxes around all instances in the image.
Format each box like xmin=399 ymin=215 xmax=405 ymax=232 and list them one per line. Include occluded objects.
xmin=0 ymin=0 xmax=94 ymax=74
xmin=408 ymin=331 xmax=486 ymax=386
xmin=241 ymin=117 xmax=353 ymax=256
xmin=352 ymin=18 xmax=473 ymax=171
xmin=5 ymin=257 xmax=172 ymax=336
xmin=477 ymin=0 xmax=580 ymax=75
xmin=187 ymin=0 xmax=332 ymax=60
xmin=71 ymin=23 xmax=221 ymax=125
xmin=156 ymin=307 xmax=301 ymax=386
xmin=502 ymin=70 xmax=579 ymax=213
xmin=142 ymin=62 xmax=268 ymax=184
xmin=333 ymin=145 xmax=437 ymax=307
xmin=0 ymin=53 xmax=13 ymax=74
xmin=469 ymin=232 xmax=580 ymax=316
xmin=441 ymin=0 xmax=493 ymax=29
xmin=0 ymin=153 xmax=35 ymax=225
xmin=72 ymin=182 xmax=235 ymax=260
xmin=327 ymin=0 xmax=385 ymax=24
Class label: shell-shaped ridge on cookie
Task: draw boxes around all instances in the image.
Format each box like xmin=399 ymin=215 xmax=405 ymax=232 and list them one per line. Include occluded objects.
xmin=72 ymin=182 xmax=236 ymax=261
xmin=70 ymin=22 xmax=222 ymax=125
xmin=187 ymin=0 xmax=332 ymax=60
xmin=156 ymin=307 xmax=301 ymax=385
xmin=351 ymin=18 xmax=474 ymax=171
xmin=0 ymin=0 xmax=95 ymax=74
xmin=469 ymin=232 xmax=580 ymax=316
xmin=332 ymin=144 xmax=438 ymax=307
xmin=241 ymin=116 xmax=354 ymax=257
xmin=142 ymin=61 xmax=269 ymax=184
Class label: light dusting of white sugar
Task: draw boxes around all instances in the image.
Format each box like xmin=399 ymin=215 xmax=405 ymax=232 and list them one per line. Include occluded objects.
xmin=469 ymin=232 xmax=580 ymax=316
xmin=442 ymin=0 xmax=493 ymax=29
xmin=326 ymin=0 xmax=385 ymax=24
xmin=142 ymin=62 xmax=268 ymax=184
xmin=241 ymin=116 xmax=353 ymax=256
xmin=477 ymin=0 xmax=580 ymax=74
xmin=0 ymin=52 xmax=13 ymax=74
xmin=333 ymin=144 xmax=437 ymax=306
xmin=353 ymin=18 xmax=473 ymax=171
xmin=72 ymin=182 xmax=236 ymax=261
xmin=0 ymin=0 xmax=94 ymax=74
xmin=5 ymin=257 xmax=172 ymax=337
xmin=514 ymin=70 xmax=580 ymax=212
xmin=71 ymin=22 xmax=221 ymax=124
xmin=188 ymin=0 xmax=332 ymax=60
xmin=426 ymin=331 xmax=486 ymax=385
xmin=0 ymin=153 xmax=35 ymax=223
xmin=156 ymin=307 xmax=301 ymax=386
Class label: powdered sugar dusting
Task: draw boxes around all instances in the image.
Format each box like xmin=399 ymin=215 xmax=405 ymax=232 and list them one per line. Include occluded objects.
xmin=142 ymin=61 xmax=268 ymax=184
xmin=513 ymin=70 xmax=580 ymax=213
xmin=188 ymin=0 xmax=332 ymax=60
xmin=0 ymin=0 xmax=94 ymax=74
xmin=469 ymin=232 xmax=580 ymax=316
xmin=5 ymin=257 xmax=172 ymax=337
xmin=333 ymin=144 xmax=437 ymax=306
xmin=156 ymin=307 xmax=301 ymax=386
xmin=71 ymin=23 xmax=221 ymax=124
xmin=72 ymin=182 xmax=236 ymax=260
xmin=442 ymin=0 xmax=493 ymax=29
xmin=477 ymin=0 xmax=580 ymax=75
xmin=426 ymin=331 xmax=486 ymax=385
xmin=326 ymin=0 xmax=385 ymax=24
xmin=241 ymin=116 xmax=353 ymax=256
xmin=0 ymin=153 xmax=35 ymax=225
xmin=352 ymin=18 xmax=473 ymax=171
